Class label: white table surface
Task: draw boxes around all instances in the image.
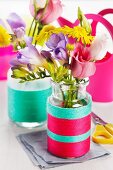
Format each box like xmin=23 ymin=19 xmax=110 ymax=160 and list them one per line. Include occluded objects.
xmin=0 ymin=80 xmax=113 ymax=170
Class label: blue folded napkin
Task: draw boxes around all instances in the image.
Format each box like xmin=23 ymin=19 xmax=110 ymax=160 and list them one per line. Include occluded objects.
xmin=17 ymin=130 xmax=110 ymax=169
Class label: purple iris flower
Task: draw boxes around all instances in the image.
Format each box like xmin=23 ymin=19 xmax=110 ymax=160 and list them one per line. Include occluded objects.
xmin=10 ymin=46 xmax=39 ymax=71
xmin=17 ymin=45 xmax=41 ymax=65
xmin=24 ymin=36 xmax=33 ymax=46
xmin=6 ymin=13 xmax=32 ymax=47
xmin=10 ymin=53 xmax=35 ymax=71
xmin=10 ymin=57 xmax=25 ymax=67
xmin=46 ymin=33 xmax=67 ymax=61
xmin=10 ymin=44 xmax=46 ymax=71
xmin=7 ymin=13 xmax=26 ymax=38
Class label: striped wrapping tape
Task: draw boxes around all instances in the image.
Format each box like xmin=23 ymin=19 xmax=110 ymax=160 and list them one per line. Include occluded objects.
xmin=8 ymin=86 xmax=52 ymax=122
xmin=47 ymin=94 xmax=92 ymax=158
xmin=47 ymin=129 xmax=91 ymax=143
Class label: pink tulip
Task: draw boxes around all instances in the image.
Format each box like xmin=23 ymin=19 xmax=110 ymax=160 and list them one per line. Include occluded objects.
xmin=74 ymin=43 xmax=92 ymax=62
xmin=71 ymin=57 xmax=96 ymax=79
xmin=71 ymin=43 xmax=96 ymax=79
xmin=29 ymin=0 xmax=63 ymax=24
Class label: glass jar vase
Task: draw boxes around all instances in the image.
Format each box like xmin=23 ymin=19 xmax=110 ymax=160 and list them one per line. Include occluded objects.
xmin=7 ymin=69 xmax=52 ymax=128
xmin=47 ymin=78 xmax=92 ymax=158
xmin=50 ymin=78 xmax=89 ymax=108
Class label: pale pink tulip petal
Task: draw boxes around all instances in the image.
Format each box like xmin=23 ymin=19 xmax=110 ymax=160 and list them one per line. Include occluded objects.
xmin=29 ymin=0 xmax=63 ymax=24
xmin=29 ymin=0 xmax=47 ymax=18
xmin=79 ymin=61 xmax=96 ymax=78
xmin=90 ymin=34 xmax=109 ymax=60
xmin=71 ymin=57 xmax=83 ymax=78
xmin=29 ymin=1 xmax=35 ymax=18
xmin=35 ymin=0 xmax=47 ymax=8
xmin=41 ymin=0 xmax=63 ymax=24
xmin=71 ymin=57 xmax=96 ymax=79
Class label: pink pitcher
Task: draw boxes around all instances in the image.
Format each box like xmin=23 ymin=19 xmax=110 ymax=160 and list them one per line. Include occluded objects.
xmin=87 ymin=9 xmax=113 ymax=102
xmin=0 ymin=45 xmax=17 ymax=80
xmin=58 ymin=12 xmax=113 ymax=102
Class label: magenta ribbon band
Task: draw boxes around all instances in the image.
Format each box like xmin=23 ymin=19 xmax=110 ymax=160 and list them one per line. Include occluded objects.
xmin=48 ymin=136 xmax=90 ymax=158
xmin=48 ymin=113 xmax=91 ymax=136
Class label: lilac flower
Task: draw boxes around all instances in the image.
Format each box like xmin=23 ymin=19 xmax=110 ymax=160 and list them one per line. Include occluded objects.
xmin=10 ymin=57 xmax=26 ymax=67
xmin=17 ymin=45 xmax=44 ymax=65
xmin=13 ymin=27 xmax=25 ymax=39
xmin=10 ymin=44 xmax=48 ymax=71
xmin=10 ymin=54 xmax=36 ymax=72
xmin=46 ymin=33 xmax=67 ymax=61
xmin=24 ymin=36 xmax=33 ymax=46
xmin=7 ymin=13 xmax=26 ymax=38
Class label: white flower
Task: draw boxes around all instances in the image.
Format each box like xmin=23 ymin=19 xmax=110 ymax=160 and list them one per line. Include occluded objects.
xmin=90 ymin=33 xmax=109 ymax=60
xmin=32 ymin=0 xmax=47 ymax=9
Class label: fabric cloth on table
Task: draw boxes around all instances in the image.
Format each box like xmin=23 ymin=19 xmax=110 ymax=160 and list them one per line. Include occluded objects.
xmin=17 ymin=130 xmax=110 ymax=169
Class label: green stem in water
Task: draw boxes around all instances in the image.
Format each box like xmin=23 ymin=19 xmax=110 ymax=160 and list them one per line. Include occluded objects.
xmin=64 ymin=84 xmax=74 ymax=108
xmin=28 ymin=18 xmax=35 ymax=36
xmin=64 ymin=77 xmax=80 ymax=108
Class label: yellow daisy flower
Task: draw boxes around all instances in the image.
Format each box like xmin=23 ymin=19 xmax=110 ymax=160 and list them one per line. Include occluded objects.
xmin=0 ymin=26 xmax=11 ymax=47
xmin=36 ymin=25 xmax=94 ymax=46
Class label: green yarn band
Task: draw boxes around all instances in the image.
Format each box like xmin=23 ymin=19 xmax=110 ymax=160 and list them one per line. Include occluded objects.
xmin=47 ymin=129 xmax=90 ymax=143
xmin=47 ymin=95 xmax=92 ymax=120
xmin=8 ymin=86 xmax=52 ymax=122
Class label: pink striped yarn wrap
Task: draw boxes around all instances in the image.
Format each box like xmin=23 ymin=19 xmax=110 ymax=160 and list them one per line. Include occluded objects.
xmin=48 ymin=136 xmax=90 ymax=158
xmin=48 ymin=113 xmax=91 ymax=136
xmin=47 ymin=96 xmax=92 ymax=158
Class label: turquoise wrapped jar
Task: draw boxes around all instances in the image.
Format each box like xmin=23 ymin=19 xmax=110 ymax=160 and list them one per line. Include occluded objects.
xmin=7 ymin=70 xmax=51 ymax=128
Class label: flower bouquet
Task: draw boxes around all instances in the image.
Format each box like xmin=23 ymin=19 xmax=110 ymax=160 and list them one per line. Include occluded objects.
xmin=6 ymin=4 xmax=108 ymax=156
xmin=10 ymin=7 xmax=108 ymax=108
xmin=0 ymin=0 xmax=109 ymax=157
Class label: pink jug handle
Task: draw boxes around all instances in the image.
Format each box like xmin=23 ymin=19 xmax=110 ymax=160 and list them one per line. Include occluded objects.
xmin=73 ymin=14 xmax=113 ymax=40
xmin=57 ymin=17 xmax=74 ymax=28
xmin=99 ymin=8 xmax=113 ymax=15
xmin=91 ymin=8 xmax=113 ymax=36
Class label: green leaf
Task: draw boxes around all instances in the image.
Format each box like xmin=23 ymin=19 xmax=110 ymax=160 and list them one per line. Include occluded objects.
xmin=19 ymin=80 xmax=26 ymax=83
xmin=26 ymin=75 xmax=32 ymax=80
xmin=52 ymin=66 xmax=68 ymax=83
xmin=77 ymin=7 xmax=92 ymax=34
xmin=78 ymin=7 xmax=83 ymax=26
xmin=12 ymin=69 xmax=27 ymax=78
xmin=47 ymin=63 xmax=55 ymax=74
